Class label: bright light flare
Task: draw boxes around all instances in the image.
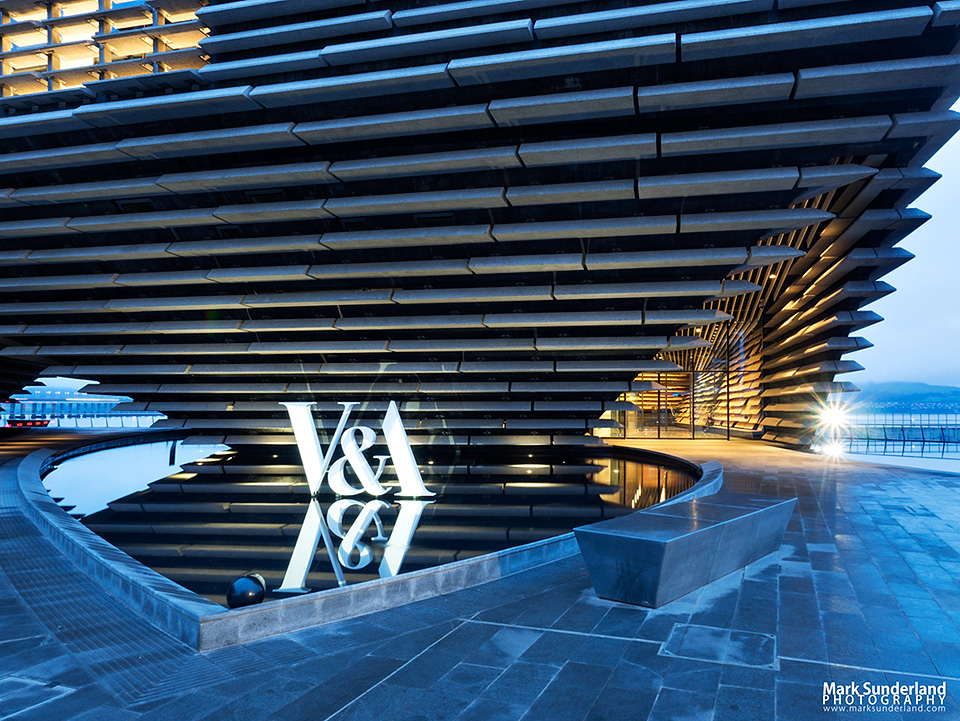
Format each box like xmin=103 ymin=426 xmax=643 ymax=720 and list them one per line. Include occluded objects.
xmin=821 ymin=441 xmax=846 ymax=458
xmin=818 ymin=404 xmax=850 ymax=429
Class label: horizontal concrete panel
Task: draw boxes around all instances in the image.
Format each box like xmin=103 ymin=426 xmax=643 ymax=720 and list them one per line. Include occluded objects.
xmin=190 ymin=364 xmax=320 ymax=375
xmin=934 ymin=1 xmax=960 ymax=26
xmin=201 ymin=11 xmax=392 ymax=54
xmin=0 ymin=218 xmax=78 ymax=238
xmin=796 ymin=55 xmax=960 ymax=99
xmin=248 ymin=341 xmax=388 ymax=353
xmin=309 ymin=259 xmax=468 ymax=279
xmin=11 ymin=178 xmax=167 ymax=205
xmin=467 ymin=254 xmax=583 ymax=274
xmin=334 ymin=315 xmax=484 ymax=330
xmin=561 ymin=361 xmax=681 ymax=372
xmin=887 ymin=110 xmax=960 ymax=139
xmin=636 ymin=73 xmax=794 ymax=113
xmin=114 ymin=270 xmax=212 ymax=287
xmin=157 ymin=163 xmax=336 ymax=193
xmin=0 ymin=108 xmax=90 ymax=140
xmin=643 ymin=310 xmax=732 ymax=325
xmin=240 ymin=290 xmax=393 ymax=308
xmin=0 ymin=249 xmax=30 ymax=264
xmin=320 ymin=226 xmax=493 ymax=250
xmin=324 ymin=187 xmax=506 ymax=217
xmin=25 ymin=247 xmax=167 ymax=268
xmin=736 ymin=246 xmax=806 ymax=270
xmin=535 ymin=337 xmax=668 ymax=351
xmin=535 ymin=0 xmax=772 ymax=39
xmin=198 ymin=51 xmax=328 ymax=82
xmin=295 ymin=105 xmax=493 ymax=144
xmin=388 ymin=339 xmax=535 ymax=352
xmin=520 ymin=134 xmax=657 ymax=165
xmin=0 ymin=189 xmax=22 ymax=208
xmin=67 ymin=209 xmax=225 ymax=232
xmin=448 ymin=34 xmax=676 ymax=85
xmin=197 ymin=0 xmax=363 ymax=26
xmin=461 ymin=361 xmax=553 ymax=373
xmin=212 ymin=200 xmax=332 ymax=224
xmin=0 ymin=300 xmax=109 ymax=315
xmin=250 ymin=65 xmax=455 ymax=108
xmin=681 ymin=8 xmax=933 ymax=62
xmin=510 ymin=382 xmax=629 ymax=393
xmin=777 ymin=0 xmax=857 ymax=7
xmin=393 ymin=286 xmax=553 ymax=303
xmin=661 ymin=116 xmax=892 ymax=155
xmin=0 ymin=142 xmax=127 ymax=175
xmin=239 ymin=319 xmax=336 ymax=332
xmin=507 ymin=179 xmax=634 ymax=206
xmin=74 ymin=87 xmax=262 ymax=127
xmin=493 ymin=216 xmax=675 ymax=241
xmin=329 ymin=147 xmax=520 ymax=182
xmin=147 ymin=321 xmax=243 ymax=333
xmin=35 ymin=345 xmax=124 ymax=356
xmin=117 ymin=124 xmax=304 ymax=160
xmin=679 ymin=209 xmax=834 ymax=234
xmin=320 ymin=361 xmax=460 ymax=374
xmin=485 ymin=311 xmax=644 ymax=327
xmin=104 ymin=296 xmax=246 ymax=311
xmin=168 ymin=236 xmax=324 ymax=257
xmin=489 ymin=87 xmax=635 ymax=126
xmin=393 ymin=0 xmax=566 ymax=26
xmin=637 ymin=167 xmax=799 ymax=199
xmin=797 ymin=164 xmax=879 ymax=188
xmin=119 ymin=344 xmax=253 ymax=355
xmin=322 ymin=20 xmax=534 ymax=66
xmin=0 ymin=273 xmax=117 ymax=291
xmin=70 ymin=365 xmax=191 ymax=376
xmin=553 ymin=281 xmax=724 ymax=299
xmin=207 ymin=266 xmax=312 ymax=283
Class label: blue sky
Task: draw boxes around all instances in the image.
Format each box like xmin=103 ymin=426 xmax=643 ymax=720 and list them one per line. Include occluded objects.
xmin=851 ymin=112 xmax=960 ymax=388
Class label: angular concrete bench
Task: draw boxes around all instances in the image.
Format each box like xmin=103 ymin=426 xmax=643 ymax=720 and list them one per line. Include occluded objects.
xmin=575 ymin=489 xmax=796 ymax=608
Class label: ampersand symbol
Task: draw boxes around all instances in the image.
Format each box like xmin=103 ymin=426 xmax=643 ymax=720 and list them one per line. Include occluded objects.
xmin=327 ymin=425 xmax=391 ymax=496
xmin=327 ymin=499 xmax=389 ymax=570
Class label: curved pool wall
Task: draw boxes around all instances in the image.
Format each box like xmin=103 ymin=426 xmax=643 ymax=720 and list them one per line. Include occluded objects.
xmin=15 ymin=435 xmax=722 ymax=651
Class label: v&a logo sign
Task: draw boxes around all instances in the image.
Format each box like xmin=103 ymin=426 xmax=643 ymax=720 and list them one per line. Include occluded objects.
xmin=277 ymin=401 xmax=434 ymax=593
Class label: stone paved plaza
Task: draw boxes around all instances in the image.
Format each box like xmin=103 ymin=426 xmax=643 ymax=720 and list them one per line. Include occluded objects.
xmin=1 ymin=433 xmax=959 ymax=720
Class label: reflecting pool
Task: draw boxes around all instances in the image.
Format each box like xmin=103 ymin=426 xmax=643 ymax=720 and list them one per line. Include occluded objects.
xmin=45 ymin=442 xmax=697 ymax=606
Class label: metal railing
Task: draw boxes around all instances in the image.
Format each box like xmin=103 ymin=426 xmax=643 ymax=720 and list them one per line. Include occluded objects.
xmin=842 ymin=424 xmax=960 ymax=459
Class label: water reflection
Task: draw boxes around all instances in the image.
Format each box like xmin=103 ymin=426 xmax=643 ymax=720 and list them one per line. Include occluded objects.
xmin=67 ymin=443 xmax=696 ymax=606
xmin=326 ymin=499 xmax=432 ymax=579
xmin=591 ymin=457 xmax=697 ymax=509
xmin=43 ymin=440 xmax=229 ymax=517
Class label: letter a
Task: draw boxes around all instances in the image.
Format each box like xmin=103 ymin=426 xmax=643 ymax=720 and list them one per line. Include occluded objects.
xmin=381 ymin=401 xmax=434 ymax=497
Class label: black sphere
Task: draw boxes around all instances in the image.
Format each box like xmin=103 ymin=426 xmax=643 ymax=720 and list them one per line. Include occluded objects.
xmin=226 ymin=574 xmax=266 ymax=609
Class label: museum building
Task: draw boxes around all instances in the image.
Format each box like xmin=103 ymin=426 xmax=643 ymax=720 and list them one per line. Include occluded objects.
xmin=1 ymin=0 xmax=959 ymax=600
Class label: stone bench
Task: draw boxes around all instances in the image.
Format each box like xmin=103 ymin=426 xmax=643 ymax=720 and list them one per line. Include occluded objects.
xmin=574 ymin=490 xmax=796 ymax=608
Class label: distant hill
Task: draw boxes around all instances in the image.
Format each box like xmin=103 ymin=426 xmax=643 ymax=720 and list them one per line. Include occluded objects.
xmin=853 ymin=382 xmax=960 ymax=412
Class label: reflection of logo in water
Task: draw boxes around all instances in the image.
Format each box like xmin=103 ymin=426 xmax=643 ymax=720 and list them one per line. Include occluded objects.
xmin=277 ymin=401 xmax=434 ymax=593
